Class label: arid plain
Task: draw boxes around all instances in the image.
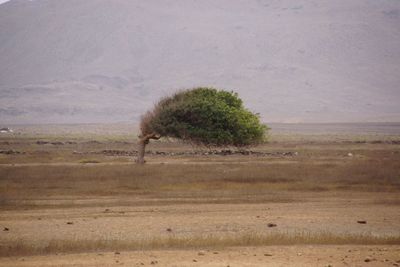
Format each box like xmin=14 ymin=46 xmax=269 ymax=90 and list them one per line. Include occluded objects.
xmin=0 ymin=123 xmax=399 ymax=266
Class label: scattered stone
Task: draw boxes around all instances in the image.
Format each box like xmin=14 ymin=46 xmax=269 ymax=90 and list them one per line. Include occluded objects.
xmin=353 ymin=140 xmax=367 ymax=144
xmin=3 ymin=227 xmax=9 ymax=231
xmin=66 ymin=222 xmax=74 ymax=225
xmin=100 ymin=150 xmax=136 ymax=156
xmin=283 ymin=152 xmax=295 ymax=156
xmin=0 ymin=150 xmax=24 ymax=155
xmin=348 ymin=153 xmax=353 ymax=157
xmin=297 ymin=252 xmax=302 ymax=256
xmin=36 ymin=141 xmax=49 ymax=145
xmin=357 ymin=220 xmax=367 ymax=224
xmin=50 ymin=141 xmax=64 ymax=145
xmin=115 ymin=251 xmax=120 ymax=255
xmin=150 ymin=260 xmax=158 ymax=264
xmin=267 ymin=223 xmax=277 ymax=227
xmin=364 ymin=257 xmax=376 ymax=262
xmin=213 ymin=252 xmax=219 ymax=254
xmin=193 ymin=259 xmax=197 ymax=262
xmin=65 ymin=141 xmax=77 ymax=144
xmin=264 ymin=253 xmax=273 ymax=256
xmin=104 ymin=209 xmax=110 ymax=213
xmin=35 ymin=140 xmax=67 ymax=146
xmin=198 ymin=251 xmax=205 ymax=256
xmin=92 ymin=149 xmax=298 ymax=157
xmin=85 ymin=140 xmax=102 ymax=144
xmin=166 ymin=228 xmax=172 ymax=232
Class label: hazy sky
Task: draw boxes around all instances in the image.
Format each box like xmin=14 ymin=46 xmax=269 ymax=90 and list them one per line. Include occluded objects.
xmin=0 ymin=0 xmax=9 ymax=4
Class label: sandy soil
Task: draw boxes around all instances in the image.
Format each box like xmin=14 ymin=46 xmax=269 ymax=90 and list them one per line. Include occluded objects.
xmin=1 ymin=246 xmax=400 ymax=267
xmin=1 ymin=193 xmax=400 ymax=243
xmin=1 ymin=193 xmax=400 ymax=266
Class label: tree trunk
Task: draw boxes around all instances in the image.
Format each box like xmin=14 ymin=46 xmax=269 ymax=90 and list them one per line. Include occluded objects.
xmin=135 ymin=133 xmax=161 ymax=164
xmin=136 ymin=139 xmax=146 ymax=164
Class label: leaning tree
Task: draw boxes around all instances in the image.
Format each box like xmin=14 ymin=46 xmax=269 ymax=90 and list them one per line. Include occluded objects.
xmin=136 ymin=87 xmax=267 ymax=163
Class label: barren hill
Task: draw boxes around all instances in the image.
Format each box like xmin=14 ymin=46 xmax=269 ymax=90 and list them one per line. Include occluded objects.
xmin=0 ymin=0 xmax=399 ymax=123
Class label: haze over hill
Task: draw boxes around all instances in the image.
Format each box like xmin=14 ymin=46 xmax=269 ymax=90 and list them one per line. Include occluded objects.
xmin=0 ymin=0 xmax=399 ymax=124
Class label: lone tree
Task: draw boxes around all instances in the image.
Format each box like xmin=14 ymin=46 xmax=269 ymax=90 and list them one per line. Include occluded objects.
xmin=136 ymin=87 xmax=267 ymax=163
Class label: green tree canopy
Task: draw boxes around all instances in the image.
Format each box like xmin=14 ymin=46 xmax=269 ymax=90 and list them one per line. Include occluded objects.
xmin=140 ymin=87 xmax=267 ymax=147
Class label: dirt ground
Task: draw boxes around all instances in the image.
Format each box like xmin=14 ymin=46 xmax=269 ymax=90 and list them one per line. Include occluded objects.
xmin=1 ymin=194 xmax=400 ymax=266
xmin=1 ymin=194 xmax=400 ymax=244
xmin=0 ymin=123 xmax=399 ymax=266
xmin=1 ymin=245 xmax=400 ymax=267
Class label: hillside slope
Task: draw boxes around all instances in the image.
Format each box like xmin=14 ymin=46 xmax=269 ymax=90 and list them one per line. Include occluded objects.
xmin=0 ymin=0 xmax=399 ymax=123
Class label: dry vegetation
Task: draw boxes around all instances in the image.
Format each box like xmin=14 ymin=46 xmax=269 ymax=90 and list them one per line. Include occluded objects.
xmin=1 ymin=149 xmax=399 ymax=208
xmin=0 ymin=123 xmax=399 ymax=263
xmin=1 ymin=231 xmax=399 ymax=258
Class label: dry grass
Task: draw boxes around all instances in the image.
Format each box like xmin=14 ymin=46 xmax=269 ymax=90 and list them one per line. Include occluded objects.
xmin=0 ymin=159 xmax=398 ymax=197
xmin=0 ymin=152 xmax=399 ymax=210
xmin=1 ymin=231 xmax=399 ymax=257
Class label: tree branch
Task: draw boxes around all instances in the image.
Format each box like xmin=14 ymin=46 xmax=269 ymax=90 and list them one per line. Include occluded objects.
xmin=139 ymin=133 xmax=161 ymax=142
